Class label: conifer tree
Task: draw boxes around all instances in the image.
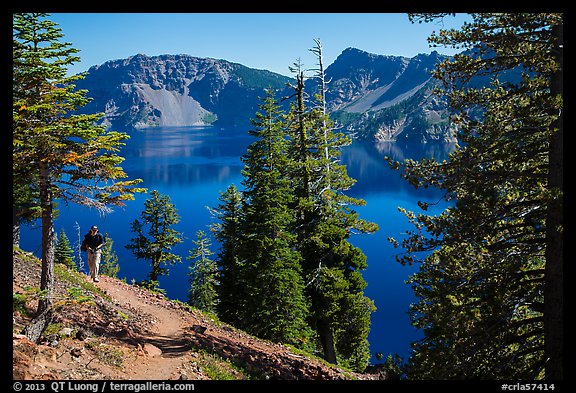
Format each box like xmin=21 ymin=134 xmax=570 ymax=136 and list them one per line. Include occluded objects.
xmin=54 ymin=228 xmax=75 ymax=270
xmin=100 ymin=233 xmax=120 ymax=278
xmin=212 ymin=42 xmax=378 ymax=371
xmin=212 ymin=184 xmax=246 ymax=326
xmin=391 ymin=13 xmax=563 ymax=379
xmin=13 ymin=13 xmax=144 ymax=342
xmin=73 ymin=222 xmax=85 ymax=273
xmin=187 ymin=230 xmax=219 ymax=314
xmin=238 ymin=89 xmax=313 ymax=347
xmin=126 ymin=190 xmax=183 ymax=286
xmin=285 ymin=42 xmax=378 ymax=370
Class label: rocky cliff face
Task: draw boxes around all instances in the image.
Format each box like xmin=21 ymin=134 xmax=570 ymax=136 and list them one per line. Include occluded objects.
xmin=75 ymin=54 xmax=292 ymax=131
xmin=321 ymin=47 xmax=410 ymax=112
xmin=320 ymin=48 xmax=457 ymax=143
xmin=76 ymin=49 xmax=457 ymax=143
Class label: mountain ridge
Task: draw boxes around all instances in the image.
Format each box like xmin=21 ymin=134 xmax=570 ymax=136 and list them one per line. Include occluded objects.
xmin=75 ymin=48 xmax=456 ymax=143
xmin=322 ymin=48 xmax=456 ymax=143
xmin=76 ymin=53 xmax=292 ymax=130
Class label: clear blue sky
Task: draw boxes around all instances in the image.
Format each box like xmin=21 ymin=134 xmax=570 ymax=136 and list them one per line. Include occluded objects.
xmin=50 ymin=13 xmax=471 ymax=77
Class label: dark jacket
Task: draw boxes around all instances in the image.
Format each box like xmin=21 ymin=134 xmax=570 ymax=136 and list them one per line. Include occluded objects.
xmin=83 ymin=231 xmax=104 ymax=250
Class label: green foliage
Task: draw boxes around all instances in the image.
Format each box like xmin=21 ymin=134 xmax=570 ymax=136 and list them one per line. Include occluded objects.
xmin=100 ymin=233 xmax=120 ymax=278
xmin=381 ymin=354 xmax=405 ymax=380
xmin=54 ymin=228 xmax=76 ymax=270
xmin=232 ymin=89 xmax=314 ymax=348
xmin=186 ymin=344 xmax=255 ymax=380
xmin=13 ymin=291 xmax=33 ymax=316
xmin=134 ymin=279 xmax=166 ymax=295
xmin=196 ymin=349 xmax=244 ymax=380
xmin=187 ymin=230 xmax=219 ymax=313
xmin=13 ymin=13 xmax=145 ymax=216
xmin=85 ymin=339 xmax=125 ymax=368
xmin=13 ymin=287 xmax=50 ymax=308
xmin=392 ymin=13 xmax=562 ymax=379
xmin=232 ymin=63 xmax=293 ymax=89
xmin=212 ymin=184 xmax=246 ymax=327
xmin=213 ymin=43 xmax=378 ymax=372
xmin=13 ymin=13 xmax=145 ymax=322
xmin=52 ymin=258 xmax=110 ymax=300
xmin=66 ymin=286 xmax=93 ymax=304
xmin=125 ymin=190 xmax=183 ymax=284
xmin=53 ymin=260 xmax=109 ymax=301
xmin=284 ymin=50 xmax=377 ymax=371
xmin=43 ymin=322 xmax=66 ymax=337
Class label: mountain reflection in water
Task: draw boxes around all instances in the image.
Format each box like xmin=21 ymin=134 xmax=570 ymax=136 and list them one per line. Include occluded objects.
xmin=18 ymin=126 xmax=455 ymax=365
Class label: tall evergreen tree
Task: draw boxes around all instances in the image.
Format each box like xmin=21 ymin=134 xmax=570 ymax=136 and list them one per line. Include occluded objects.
xmin=391 ymin=13 xmax=562 ymax=379
xmin=187 ymin=230 xmax=219 ymax=314
xmin=13 ymin=13 xmax=144 ymax=342
xmin=54 ymin=228 xmax=75 ymax=270
xmin=100 ymin=233 xmax=120 ymax=278
xmin=212 ymin=42 xmax=378 ymax=371
xmin=212 ymin=184 xmax=246 ymax=326
xmin=238 ymin=89 xmax=313 ymax=347
xmin=126 ymin=190 xmax=183 ymax=286
xmin=285 ymin=43 xmax=378 ymax=370
xmin=73 ymin=222 xmax=85 ymax=273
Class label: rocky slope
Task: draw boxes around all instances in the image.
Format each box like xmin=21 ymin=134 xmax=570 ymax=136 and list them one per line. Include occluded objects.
xmin=75 ymin=53 xmax=292 ymax=131
xmin=322 ymin=48 xmax=457 ymax=143
xmin=73 ymin=48 xmax=457 ymax=143
xmin=12 ymin=248 xmax=382 ymax=381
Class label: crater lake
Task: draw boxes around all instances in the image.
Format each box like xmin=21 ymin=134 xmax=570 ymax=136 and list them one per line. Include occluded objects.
xmin=19 ymin=125 xmax=454 ymax=364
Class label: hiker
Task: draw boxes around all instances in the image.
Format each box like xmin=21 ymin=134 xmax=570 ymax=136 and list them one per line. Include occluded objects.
xmin=82 ymin=225 xmax=104 ymax=282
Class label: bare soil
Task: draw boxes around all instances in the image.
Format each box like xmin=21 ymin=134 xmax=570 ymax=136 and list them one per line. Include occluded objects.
xmin=12 ymin=248 xmax=378 ymax=381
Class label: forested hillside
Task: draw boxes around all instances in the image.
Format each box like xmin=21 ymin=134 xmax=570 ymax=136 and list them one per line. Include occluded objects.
xmin=13 ymin=12 xmax=563 ymax=381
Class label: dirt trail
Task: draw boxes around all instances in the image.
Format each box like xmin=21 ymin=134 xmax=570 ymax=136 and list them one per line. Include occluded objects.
xmin=95 ymin=276 xmax=202 ymax=380
xmin=92 ymin=275 xmax=366 ymax=380
xmin=13 ymin=250 xmax=376 ymax=380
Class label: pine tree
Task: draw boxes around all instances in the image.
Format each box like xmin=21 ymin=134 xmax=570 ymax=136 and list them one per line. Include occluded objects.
xmin=100 ymin=233 xmax=120 ymax=278
xmin=285 ymin=43 xmax=378 ymax=370
xmin=212 ymin=42 xmax=378 ymax=371
xmin=54 ymin=228 xmax=75 ymax=270
xmin=212 ymin=184 xmax=246 ymax=326
xmin=13 ymin=13 xmax=145 ymax=342
xmin=187 ymin=230 xmax=218 ymax=313
xmin=238 ymin=89 xmax=313 ymax=347
xmin=126 ymin=190 xmax=183 ymax=287
xmin=391 ymin=13 xmax=563 ymax=379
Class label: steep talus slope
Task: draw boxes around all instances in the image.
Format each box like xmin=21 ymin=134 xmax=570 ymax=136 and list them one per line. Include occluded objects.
xmin=321 ymin=47 xmax=410 ymax=112
xmin=323 ymin=48 xmax=456 ymax=143
xmin=75 ymin=54 xmax=292 ymax=131
xmin=75 ymin=48 xmax=458 ymax=143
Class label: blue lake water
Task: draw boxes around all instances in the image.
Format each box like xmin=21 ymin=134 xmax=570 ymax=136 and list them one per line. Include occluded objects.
xmin=19 ymin=126 xmax=453 ymax=364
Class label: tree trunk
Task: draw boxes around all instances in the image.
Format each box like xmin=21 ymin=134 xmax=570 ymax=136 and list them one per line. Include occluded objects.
xmin=39 ymin=162 xmax=55 ymax=314
xmin=13 ymin=205 xmax=20 ymax=247
xmin=313 ymin=39 xmax=331 ymax=189
xmin=296 ymin=71 xmax=310 ymax=198
xmin=21 ymin=308 xmax=52 ymax=344
xmin=150 ymin=254 xmax=159 ymax=282
xmin=318 ymin=317 xmax=337 ymax=364
xmin=544 ymin=22 xmax=563 ymax=380
xmin=25 ymin=162 xmax=55 ymax=342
